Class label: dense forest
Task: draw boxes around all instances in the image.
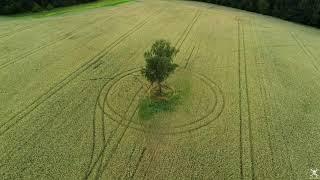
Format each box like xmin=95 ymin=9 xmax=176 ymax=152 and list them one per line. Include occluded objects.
xmin=0 ymin=0 xmax=97 ymax=14
xmin=193 ymin=0 xmax=320 ymax=27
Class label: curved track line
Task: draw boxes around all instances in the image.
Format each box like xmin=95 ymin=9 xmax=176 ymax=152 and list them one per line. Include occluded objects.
xmin=84 ymin=68 xmax=145 ymax=179
xmin=99 ymin=68 xmax=224 ymax=135
xmin=0 ymin=8 xmax=162 ymax=137
xmin=100 ymin=70 xmax=224 ymax=135
xmin=84 ymin=41 xmax=147 ymax=178
xmin=92 ymin=87 xmax=143 ymax=180
xmin=84 ymin=84 xmax=105 ymax=178
xmin=84 ymin=68 xmax=147 ymax=179
xmin=94 ymin=75 xmax=146 ymax=178
xmin=98 ymin=69 xmax=141 ymax=119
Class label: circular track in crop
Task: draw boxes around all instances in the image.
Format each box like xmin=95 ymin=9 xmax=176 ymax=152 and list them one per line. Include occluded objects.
xmin=98 ymin=68 xmax=224 ymax=135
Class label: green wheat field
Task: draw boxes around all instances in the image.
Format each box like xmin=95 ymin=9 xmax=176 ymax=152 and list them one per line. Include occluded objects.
xmin=1 ymin=0 xmax=320 ymax=179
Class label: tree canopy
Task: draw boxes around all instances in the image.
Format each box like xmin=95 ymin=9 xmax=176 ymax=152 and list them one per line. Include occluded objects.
xmin=142 ymin=39 xmax=178 ymax=94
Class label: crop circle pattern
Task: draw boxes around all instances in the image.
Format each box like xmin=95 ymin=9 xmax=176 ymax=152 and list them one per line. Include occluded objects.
xmin=97 ymin=68 xmax=224 ymax=135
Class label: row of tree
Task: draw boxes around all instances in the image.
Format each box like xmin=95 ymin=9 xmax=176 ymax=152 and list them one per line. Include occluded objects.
xmin=192 ymin=0 xmax=320 ymax=27
xmin=0 ymin=0 xmax=96 ymax=14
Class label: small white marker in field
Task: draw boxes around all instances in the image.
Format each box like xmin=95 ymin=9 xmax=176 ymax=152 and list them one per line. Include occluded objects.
xmin=310 ymin=169 xmax=319 ymax=179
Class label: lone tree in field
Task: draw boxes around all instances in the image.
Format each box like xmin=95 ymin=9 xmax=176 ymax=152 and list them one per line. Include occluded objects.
xmin=142 ymin=39 xmax=178 ymax=95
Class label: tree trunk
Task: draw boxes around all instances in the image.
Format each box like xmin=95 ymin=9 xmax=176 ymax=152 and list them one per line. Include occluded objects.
xmin=148 ymin=82 xmax=153 ymax=95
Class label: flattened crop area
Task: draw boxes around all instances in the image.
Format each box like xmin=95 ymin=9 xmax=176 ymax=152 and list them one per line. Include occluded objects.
xmin=1 ymin=0 xmax=320 ymax=179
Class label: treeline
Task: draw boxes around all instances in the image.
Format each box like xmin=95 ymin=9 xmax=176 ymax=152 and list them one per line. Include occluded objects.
xmin=192 ymin=0 xmax=320 ymax=27
xmin=0 ymin=0 xmax=97 ymax=14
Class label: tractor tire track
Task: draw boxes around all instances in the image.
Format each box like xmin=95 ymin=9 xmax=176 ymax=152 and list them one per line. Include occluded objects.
xmin=241 ymin=20 xmax=255 ymax=180
xmin=94 ymin=87 xmax=143 ymax=180
xmin=89 ymin=42 xmax=148 ymax=176
xmin=0 ymin=19 xmax=107 ymax=69
xmin=252 ymin=20 xmax=297 ymax=179
xmin=100 ymin=69 xmax=142 ymax=121
xmin=183 ymin=73 xmax=225 ymax=133
xmin=0 ymin=19 xmax=70 ymax=40
xmin=84 ymin=82 xmax=108 ymax=178
xmin=291 ymin=32 xmax=320 ymax=74
xmin=184 ymin=46 xmax=196 ymax=69
xmin=269 ymin=80 xmax=297 ymax=178
xmin=181 ymin=8 xmax=203 ymax=70
xmin=237 ymin=18 xmax=244 ymax=180
xmin=0 ymin=2 xmax=135 ymax=40
xmin=250 ymin=20 xmax=276 ymax=178
xmin=237 ymin=17 xmax=255 ymax=179
xmin=187 ymin=40 xmax=201 ymax=69
xmin=183 ymin=39 xmax=201 ymax=70
xmin=84 ymin=91 xmax=138 ymax=179
xmin=122 ymin=142 xmax=138 ymax=178
xmin=128 ymin=143 xmax=138 ymax=164
xmin=85 ymin=68 xmax=146 ymax=179
xmin=129 ymin=147 xmax=147 ymax=179
xmin=0 ymin=5 xmax=140 ymax=70
xmin=86 ymin=36 xmax=149 ymax=82
xmin=0 ymin=23 xmax=41 ymax=39
xmin=174 ymin=9 xmax=201 ymax=50
xmin=95 ymin=72 xmax=143 ymax=176
xmin=264 ymin=33 xmax=297 ymax=179
xmin=177 ymin=10 xmax=201 ymax=50
xmin=0 ymin=105 xmax=62 ymax=161
xmin=142 ymin=144 xmax=159 ymax=180
xmin=0 ymin=8 xmax=162 ymax=137
xmin=85 ymin=68 xmax=145 ymax=179
xmin=0 ymin=85 xmax=90 ymax=161
xmin=100 ymin=68 xmax=224 ymax=135
xmin=89 ymin=54 xmax=142 ymax=173
xmin=173 ymin=9 xmax=198 ymax=47
xmin=171 ymin=9 xmax=200 ymax=67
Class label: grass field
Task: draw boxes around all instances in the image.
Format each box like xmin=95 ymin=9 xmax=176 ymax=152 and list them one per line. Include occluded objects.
xmin=1 ymin=0 xmax=320 ymax=179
